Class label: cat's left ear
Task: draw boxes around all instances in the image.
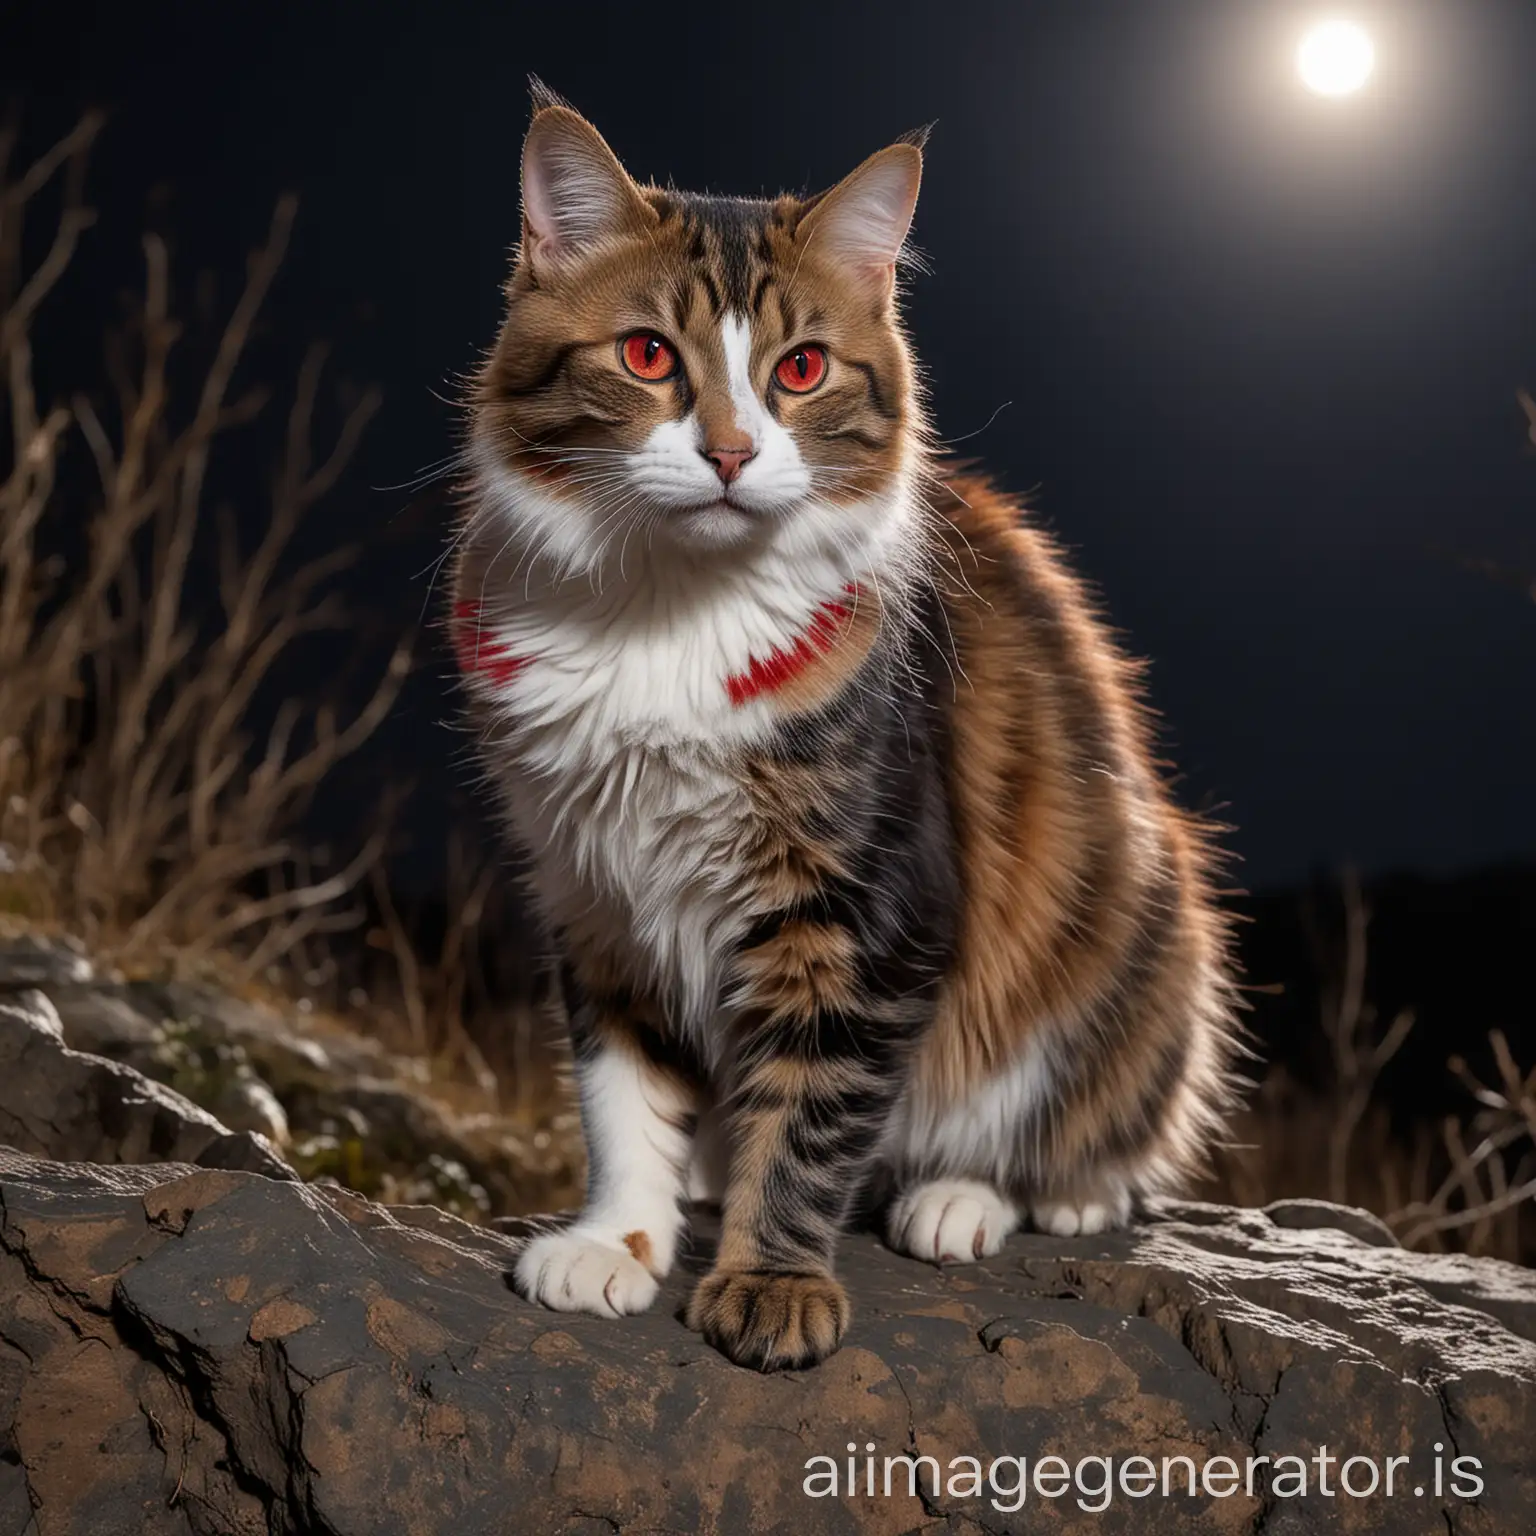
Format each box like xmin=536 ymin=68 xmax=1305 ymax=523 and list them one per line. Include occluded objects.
xmin=795 ymin=141 xmax=923 ymax=299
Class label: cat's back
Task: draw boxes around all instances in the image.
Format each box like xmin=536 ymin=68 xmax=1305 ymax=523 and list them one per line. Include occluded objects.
xmin=908 ymin=471 xmax=1235 ymax=1183
xmin=925 ymin=468 xmax=1161 ymax=819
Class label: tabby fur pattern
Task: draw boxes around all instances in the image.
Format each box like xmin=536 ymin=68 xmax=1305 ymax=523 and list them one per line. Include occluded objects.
xmin=451 ymin=85 xmax=1238 ymax=1371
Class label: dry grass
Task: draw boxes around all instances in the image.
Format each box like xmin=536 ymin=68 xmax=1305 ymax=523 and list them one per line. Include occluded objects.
xmin=1394 ymin=1034 xmax=1536 ymax=1253
xmin=356 ymin=833 xmax=565 ymax=1121
xmin=0 ymin=116 xmax=407 ymax=973
xmin=0 ymin=113 xmax=562 ymax=1145
xmin=1207 ymin=869 xmax=1535 ymax=1264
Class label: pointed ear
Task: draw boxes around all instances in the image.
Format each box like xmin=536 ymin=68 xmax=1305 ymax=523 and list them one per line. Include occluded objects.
xmin=796 ymin=143 xmax=922 ymax=295
xmin=519 ymin=105 xmax=651 ymax=271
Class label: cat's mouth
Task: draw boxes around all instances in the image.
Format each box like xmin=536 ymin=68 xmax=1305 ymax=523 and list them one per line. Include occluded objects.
xmin=679 ymin=494 xmax=753 ymax=518
xmin=662 ymin=493 xmax=775 ymax=550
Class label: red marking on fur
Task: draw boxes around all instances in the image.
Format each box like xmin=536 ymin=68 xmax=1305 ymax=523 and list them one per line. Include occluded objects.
xmin=451 ymin=599 xmax=530 ymax=688
xmin=725 ymin=584 xmax=861 ymax=707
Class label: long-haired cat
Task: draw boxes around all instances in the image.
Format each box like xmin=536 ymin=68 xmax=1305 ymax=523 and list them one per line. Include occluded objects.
xmin=451 ymin=84 xmax=1238 ymax=1371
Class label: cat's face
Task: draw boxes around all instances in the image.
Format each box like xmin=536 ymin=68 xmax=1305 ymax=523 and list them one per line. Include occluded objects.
xmin=472 ymin=103 xmax=924 ymax=569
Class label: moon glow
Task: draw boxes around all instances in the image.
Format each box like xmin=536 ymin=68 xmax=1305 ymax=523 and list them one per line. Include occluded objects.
xmin=1297 ymin=20 xmax=1376 ymax=97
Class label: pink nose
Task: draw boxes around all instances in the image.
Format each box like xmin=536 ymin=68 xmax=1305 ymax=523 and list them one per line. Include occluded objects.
xmin=705 ymin=446 xmax=755 ymax=484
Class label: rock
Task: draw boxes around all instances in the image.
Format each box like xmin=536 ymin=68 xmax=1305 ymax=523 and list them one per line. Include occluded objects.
xmin=0 ymin=932 xmax=93 ymax=990
xmin=206 ymin=1073 xmax=291 ymax=1145
xmin=30 ymin=969 xmax=583 ymax=1219
xmin=45 ymin=980 xmax=293 ymax=1144
xmin=0 ymin=990 xmax=294 ymax=1181
xmin=0 ymin=1150 xmax=1531 ymax=1534
xmin=42 ymin=980 xmax=166 ymax=1061
xmin=126 ymin=978 xmax=389 ymax=1086
xmin=1261 ymin=1197 xmax=1400 ymax=1248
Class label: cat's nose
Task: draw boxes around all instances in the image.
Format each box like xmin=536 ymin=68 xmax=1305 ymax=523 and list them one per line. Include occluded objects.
xmin=704 ymin=444 xmax=756 ymax=485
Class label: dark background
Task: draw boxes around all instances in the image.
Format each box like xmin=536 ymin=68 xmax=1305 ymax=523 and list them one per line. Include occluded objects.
xmin=5 ymin=1 xmax=1534 ymax=1012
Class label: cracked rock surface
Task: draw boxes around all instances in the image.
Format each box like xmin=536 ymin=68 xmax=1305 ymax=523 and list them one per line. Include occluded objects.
xmin=1 ymin=1146 xmax=1533 ymax=1535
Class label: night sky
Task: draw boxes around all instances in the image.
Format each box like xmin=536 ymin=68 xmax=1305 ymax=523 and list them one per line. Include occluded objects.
xmin=7 ymin=0 xmax=1536 ymax=893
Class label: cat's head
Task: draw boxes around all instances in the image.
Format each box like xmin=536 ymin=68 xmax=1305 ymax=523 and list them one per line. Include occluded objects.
xmin=470 ymin=90 xmax=926 ymax=574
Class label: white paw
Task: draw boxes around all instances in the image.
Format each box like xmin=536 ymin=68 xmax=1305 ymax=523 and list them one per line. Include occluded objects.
xmin=513 ymin=1230 xmax=659 ymax=1317
xmin=887 ymin=1179 xmax=1019 ymax=1264
xmin=1030 ymin=1186 xmax=1131 ymax=1237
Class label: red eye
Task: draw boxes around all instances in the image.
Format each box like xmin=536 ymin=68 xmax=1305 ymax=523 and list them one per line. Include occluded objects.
xmin=621 ymin=332 xmax=678 ymax=381
xmin=775 ymin=345 xmax=827 ymax=394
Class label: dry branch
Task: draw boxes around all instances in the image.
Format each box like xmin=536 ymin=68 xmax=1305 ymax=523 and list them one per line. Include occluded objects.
xmin=1393 ymin=1029 xmax=1536 ymax=1252
xmin=0 ymin=117 xmax=407 ymax=968
xmin=1316 ymin=868 xmax=1416 ymax=1206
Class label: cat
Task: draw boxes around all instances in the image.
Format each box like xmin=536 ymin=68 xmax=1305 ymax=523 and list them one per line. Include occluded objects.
xmin=450 ymin=83 xmax=1238 ymax=1372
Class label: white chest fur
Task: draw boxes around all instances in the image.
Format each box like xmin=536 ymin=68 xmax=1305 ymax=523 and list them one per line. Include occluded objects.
xmin=459 ymin=516 xmax=837 ymax=1025
xmin=456 ymin=456 xmax=916 ymax=1027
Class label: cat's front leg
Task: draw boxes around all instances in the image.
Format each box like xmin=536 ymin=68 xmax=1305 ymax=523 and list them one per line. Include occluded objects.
xmin=514 ymin=987 xmax=699 ymax=1318
xmin=685 ymin=921 xmax=920 ymax=1371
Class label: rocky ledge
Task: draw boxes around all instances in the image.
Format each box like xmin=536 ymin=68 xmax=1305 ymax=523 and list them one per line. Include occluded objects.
xmin=0 ymin=983 xmax=1534 ymax=1533
xmin=0 ymin=932 xmax=581 ymax=1217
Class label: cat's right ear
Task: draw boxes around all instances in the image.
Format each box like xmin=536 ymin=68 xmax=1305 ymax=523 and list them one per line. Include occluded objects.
xmin=519 ymin=106 xmax=651 ymax=275
xmin=794 ymin=142 xmax=923 ymax=303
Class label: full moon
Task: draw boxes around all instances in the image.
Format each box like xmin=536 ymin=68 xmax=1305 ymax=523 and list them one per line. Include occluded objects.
xmin=1297 ymin=20 xmax=1376 ymax=97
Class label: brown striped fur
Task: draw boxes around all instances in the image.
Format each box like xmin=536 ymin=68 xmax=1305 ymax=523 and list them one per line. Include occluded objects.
xmin=915 ymin=475 xmax=1233 ymax=1197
